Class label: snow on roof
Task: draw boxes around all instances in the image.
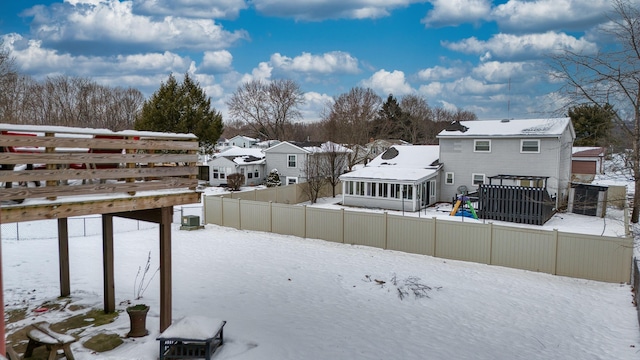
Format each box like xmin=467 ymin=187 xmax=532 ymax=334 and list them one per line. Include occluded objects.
xmin=437 ymin=118 xmax=571 ymax=138
xmin=304 ymin=141 xmax=353 ymax=154
xmin=341 ymin=145 xmax=440 ymax=182
xmin=215 ymin=146 xmax=264 ymax=159
xmin=368 ymin=145 xmax=439 ymax=168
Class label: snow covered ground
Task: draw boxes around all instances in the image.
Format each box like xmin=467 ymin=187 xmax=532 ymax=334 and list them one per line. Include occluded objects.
xmin=2 ymin=217 xmax=639 ymax=359
xmin=2 ymin=154 xmax=639 ymax=359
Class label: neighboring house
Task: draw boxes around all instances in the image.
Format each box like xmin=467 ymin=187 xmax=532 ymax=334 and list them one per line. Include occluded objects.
xmin=339 ymin=145 xmax=441 ymax=212
xmin=208 ymin=146 xmax=266 ymax=186
xmin=228 ymin=135 xmax=258 ymax=148
xmin=254 ymin=139 xmax=281 ymax=149
xmin=264 ymin=141 xmax=351 ymax=185
xmin=572 ymin=146 xmax=606 ymax=182
xmin=437 ymin=118 xmax=575 ymax=208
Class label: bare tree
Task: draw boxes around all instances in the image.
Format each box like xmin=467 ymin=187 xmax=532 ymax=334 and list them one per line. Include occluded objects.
xmin=318 ymin=142 xmax=351 ymax=197
xmin=226 ymin=79 xmax=305 ymax=140
xmin=399 ymin=94 xmax=433 ymax=144
xmin=549 ymin=0 xmax=640 ymax=222
xmin=321 ymin=87 xmax=381 ymax=145
xmin=302 ymin=154 xmax=327 ymax=204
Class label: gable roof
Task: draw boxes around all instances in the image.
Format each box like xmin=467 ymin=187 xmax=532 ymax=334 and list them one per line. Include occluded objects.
xmin=340 ymin=145 xmax=440 ymax=182
xmin=264 ymin=141 xmax=310 ymax=154
xmin=437 ymin=118 xmax=573 ymax=138
xmin=572 ymin=146 xmax=605 ymax=157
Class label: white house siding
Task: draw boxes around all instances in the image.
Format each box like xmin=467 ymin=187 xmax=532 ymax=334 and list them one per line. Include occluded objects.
xmin=264 ymin=142 xmax=309 ymax=184
xmin=238 ymin=163 xmax=266 ymax=186
xmin=439 ymin=136 xmax=567 ymax=204
xmin=341 ymin=177 xmax=438 ymax=212
xmin=208 ymin=157 xmax=236 ymax=186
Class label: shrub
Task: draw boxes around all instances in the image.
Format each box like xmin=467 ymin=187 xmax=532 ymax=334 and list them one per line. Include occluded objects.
xmin=227 ymin=173 xmax=245 ymax=191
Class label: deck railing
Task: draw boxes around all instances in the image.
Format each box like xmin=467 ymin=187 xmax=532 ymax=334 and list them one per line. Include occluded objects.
xmin=0 ymin=124 xmax=199 ymax=203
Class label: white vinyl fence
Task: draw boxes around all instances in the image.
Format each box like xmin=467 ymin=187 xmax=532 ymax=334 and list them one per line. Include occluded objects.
xmin=204 ymin=196 xmax=633 ymax=283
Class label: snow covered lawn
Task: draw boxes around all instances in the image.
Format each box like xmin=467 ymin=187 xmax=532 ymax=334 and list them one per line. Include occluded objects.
xmin=2 ymin=222 xmax=639 ymax=359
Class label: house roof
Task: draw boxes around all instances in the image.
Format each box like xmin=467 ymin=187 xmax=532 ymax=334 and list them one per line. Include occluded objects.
xmin=437 ymin=118 xmax=572 ymax=138
xmin=304 ymin=141 xmax=353 ymax=154
xmin=340 ymin=145 xmax=440 ymax=182
xmin=572 ymin=147 xmax=605 ymax=157
xmin=215 ymin=146 xmax=264 ymax=159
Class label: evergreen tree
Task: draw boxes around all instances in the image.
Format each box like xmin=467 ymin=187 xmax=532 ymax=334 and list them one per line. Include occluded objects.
xmin=372 ymin=94 xmax=405 ymax=140
xmin=135 ymin=73 xmax=223 ymax=153
xmin=568 ymin=103 xmax=615 ymax=147
xmin=266 ymin=169 xmax=281 ymax=187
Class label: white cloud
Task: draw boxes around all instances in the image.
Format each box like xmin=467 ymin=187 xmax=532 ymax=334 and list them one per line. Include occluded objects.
xmin=472 ymin=61 xmax=537 ymax=83
xmin=491 ymin=0 xmax=610 ymax=32
xmin=443 ymin=31 xmax=598 ymax=60
xmin=421 ymin=0 xmax=492 ymax=28
xmin=251 ymin=0 xmax=422 ymax=21
xmin=300 ymin=91 xmax=334 ymax=123
xmin=25 ymin=0 xmax=248 ymax=55
xmin=132 ymin=0 xmax=247 ymax=19
xmin=360 ymin=69 xmax=413 ymax=96
xmin=201 ymin=50 xmax=233 ymax=73
xmin=417 ymin=65 xmax=466 ymax=81
xmin=270 ymin=52 xmax=359 ymax=75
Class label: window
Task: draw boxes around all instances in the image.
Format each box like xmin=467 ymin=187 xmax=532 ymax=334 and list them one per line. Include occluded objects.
xmin=254 ymin=170 xmax=259 ymax=178
xmin=248 ymin=172 xmax=253 ymax=179
xmin=378 ymin=183 xmax=388 ymax=197
xmin=287 ymin=155 xmax=297 ymax=168
xmin=213 ymin=169 xmax=219 ymax=179
xmin=391 ymin=184 xmax=401 ymax=198
xmin=430 ymin=180 xmax=436 ymax=196
xmin=220 ymin=173 xmax=226 ymax=179
xmin=371 ymin=182 xmax=377 ymax=197
xmin=402 ymin=185 xmax=412 ymax=199
xmin=520 ymin=179 xmax=544 ymax=188
xmin=287 ymin=177 xmax=298 ymax=185
xmin=366 ymin=182 xmax=372 ymax=196
xmin=521 ymin=139 xmax=540 ymax=153
xmin=474 ymin=139 xmax=491 ymax=152
xmin=472 ymin=173 xmax=485 ymax=186
xmin=445 ymin=172 xmax=454 ymax=185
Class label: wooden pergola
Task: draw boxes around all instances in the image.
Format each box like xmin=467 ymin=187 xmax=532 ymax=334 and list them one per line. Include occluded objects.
xmin=0 ymin=124 xmax=202 ymax=355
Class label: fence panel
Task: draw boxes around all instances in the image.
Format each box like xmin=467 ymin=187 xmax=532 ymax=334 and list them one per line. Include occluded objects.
xmin=204 ymin=196 xmax=223 ymax=225
xmin=255 ymin=188 xmax=278 ymax=203
xmin=221 ymin=198 xmax=241 ymax=229
xmin=491 ymin=225 xmax=556 ymax=273
xmin=556 ymin=232 xmax=633 ymax=283
xmin=386 ymin=215 xmax=434 ymax=256
xmin=344 ymin=211 xmax=386 ymax=249
xmin=435 ymin=221 xmax=491 ymax=264
xmin=306 ymin=208 xmax=344 ymax=243
xmin=240 ymin=201 xmax=271 ymax=232
xmin=271 ymin=204 xmax=305 ymax=238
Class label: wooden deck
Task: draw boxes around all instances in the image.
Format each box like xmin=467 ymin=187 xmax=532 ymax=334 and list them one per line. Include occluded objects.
xmin=0 ymin=123 xmax=201 ymax=223
xmin=0 ymin=124 xmax=203 ymax=341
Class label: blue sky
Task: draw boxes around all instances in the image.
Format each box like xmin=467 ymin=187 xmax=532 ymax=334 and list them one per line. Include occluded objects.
xmin=0 ymin=0 xmax=619 ymax=123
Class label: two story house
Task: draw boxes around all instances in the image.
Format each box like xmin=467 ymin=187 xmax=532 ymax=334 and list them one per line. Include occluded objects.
xmin=437 ymin=118 xmax=575 ymax=208
xmin=264 ymin=141 xmax=351 ymax=185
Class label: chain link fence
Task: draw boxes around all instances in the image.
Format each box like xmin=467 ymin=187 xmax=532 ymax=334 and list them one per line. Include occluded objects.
xmin=1 ymin=205 xmax=203 ymax=241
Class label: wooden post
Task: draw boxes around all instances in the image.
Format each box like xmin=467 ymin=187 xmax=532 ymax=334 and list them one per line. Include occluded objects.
xmin=45 ymin=132 xmax=57 ymax=200
xmin=0 ymin=208 xmax=6 ymax=356
xmin=102 ymin=214 xmax=115 ymax=313
xmin=58 ymin=218 xmax=71 ymax=297
xmin=159 ymin=206 xmax=173 ymax=332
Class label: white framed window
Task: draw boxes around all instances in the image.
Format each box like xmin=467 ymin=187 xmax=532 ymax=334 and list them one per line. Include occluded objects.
xmin=472 ymin=173 xmax=485 ymax=186
xmin=521 ymin=139 xmax=540 ymax=153
xmin=445 ymin=172 xmax=454 ymax=185
xmin=287 ymin=154 xmax=297 ymax=168
xmin=286 ymin=177 xmax=298 ymax=185
xmin=474 ymin=139 xmax=491 ymax=152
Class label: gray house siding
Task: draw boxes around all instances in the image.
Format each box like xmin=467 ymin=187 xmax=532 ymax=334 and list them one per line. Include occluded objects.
xmin=208 ymin=157 xmax=236 ymax=186
xmin=264 ymin=142 xmax=309 ymax=184
xmin=439 ymin=137 xmax=566 ymax=203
